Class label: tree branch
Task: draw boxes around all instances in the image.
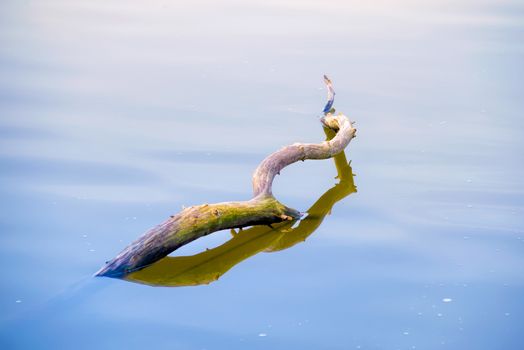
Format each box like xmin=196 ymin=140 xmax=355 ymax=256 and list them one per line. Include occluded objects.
xmin=95 ymin=77 xmax=356 ymax=277
xmin=122 ymin=131 xmax=357 ymax=287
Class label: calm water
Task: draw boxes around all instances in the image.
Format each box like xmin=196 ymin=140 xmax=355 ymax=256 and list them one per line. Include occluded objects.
xmin=1 ymin=0 xmax=523 ymax=349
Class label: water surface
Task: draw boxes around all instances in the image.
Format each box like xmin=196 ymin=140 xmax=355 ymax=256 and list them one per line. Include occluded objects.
xmin=1 ymin=0 xmax=523 ymax=349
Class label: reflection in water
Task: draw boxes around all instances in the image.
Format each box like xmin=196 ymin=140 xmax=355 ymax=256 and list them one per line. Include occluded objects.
xmin=124 ymin=129 xmax=356 ymax=287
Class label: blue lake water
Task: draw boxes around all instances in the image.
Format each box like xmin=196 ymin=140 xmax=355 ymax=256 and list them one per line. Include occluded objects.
xmin=1 ymin=0 xmax=523 ymax=349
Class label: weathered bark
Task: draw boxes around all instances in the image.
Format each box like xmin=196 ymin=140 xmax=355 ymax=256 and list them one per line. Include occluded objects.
xmin=95 ymin=77 xmax=356 ymax=277
xmin=252 ymin=114 xmax=354 ymax=197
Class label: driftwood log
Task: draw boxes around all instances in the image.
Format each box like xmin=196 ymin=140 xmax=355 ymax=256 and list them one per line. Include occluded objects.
xmin=124 ymin=130 xmax=356 ymax=287
xmin=95 ymin=76 xmax=356 ymax=277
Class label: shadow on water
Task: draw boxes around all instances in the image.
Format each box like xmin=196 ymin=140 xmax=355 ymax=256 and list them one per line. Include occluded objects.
xmin=123 ymin=128 xmax=357 ymax=287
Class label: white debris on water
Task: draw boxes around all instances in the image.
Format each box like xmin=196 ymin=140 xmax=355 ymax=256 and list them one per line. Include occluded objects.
xmin=15 ymin=299 xmax=22 ymax=303
xmin=442 ymin=298 xmax=453 ymax=303
xmin=258 ymin=333 xmax=267 ymax=337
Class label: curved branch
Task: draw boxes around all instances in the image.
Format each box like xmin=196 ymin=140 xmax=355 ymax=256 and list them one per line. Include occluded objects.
xmin=123 ymin=142 xmax=356 ymax=287
xmin=95 ymin=77 xmax=356 ymax=278
xmin=252 ymin=113 xmax=354 ymax=197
